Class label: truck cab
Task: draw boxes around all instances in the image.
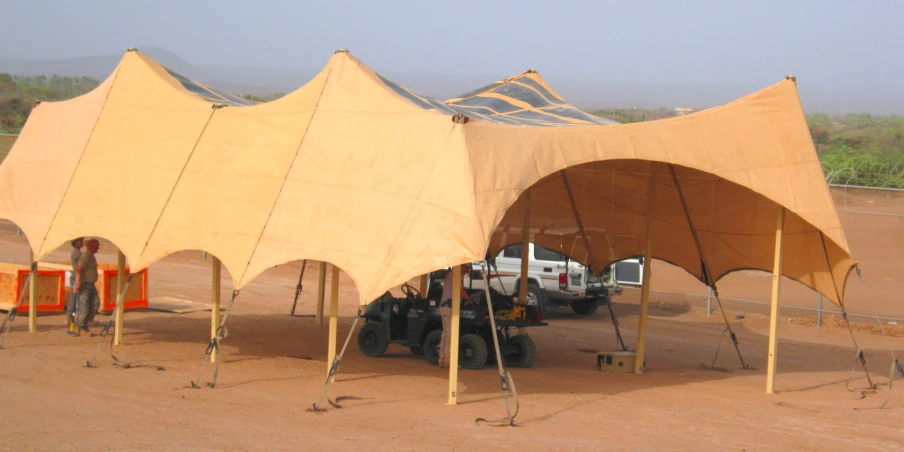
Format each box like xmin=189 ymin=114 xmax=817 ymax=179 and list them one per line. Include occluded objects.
xmin=462 ymin=243 xmax=643 ymax=316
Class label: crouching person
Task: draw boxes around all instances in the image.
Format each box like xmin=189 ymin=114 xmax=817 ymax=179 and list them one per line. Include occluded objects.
xmin=74 ymin=239 xmax=100 ymax=335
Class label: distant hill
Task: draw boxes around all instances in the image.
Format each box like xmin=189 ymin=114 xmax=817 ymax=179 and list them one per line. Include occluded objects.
xmin=1 ymin=47 xmax=902 ymax=114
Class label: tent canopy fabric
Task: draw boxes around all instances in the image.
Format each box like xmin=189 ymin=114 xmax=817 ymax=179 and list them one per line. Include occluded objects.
xmin=0 ymin=49 xmax=854 ymax=306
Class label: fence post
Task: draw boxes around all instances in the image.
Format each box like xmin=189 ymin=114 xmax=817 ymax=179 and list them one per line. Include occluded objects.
xmin=817 ymin=293 xmax=823 ymax=328
xmin=706 ymin=286 xmax=713 ymax=316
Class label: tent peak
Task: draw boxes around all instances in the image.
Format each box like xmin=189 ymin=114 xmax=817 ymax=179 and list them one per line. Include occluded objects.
xmin=334 ymin=48 xmax=349 ymax=54
xmin=126 ymin=47 xmax=138 ymax=52
xmin=786 ymin=74 xmax=797 ymax=83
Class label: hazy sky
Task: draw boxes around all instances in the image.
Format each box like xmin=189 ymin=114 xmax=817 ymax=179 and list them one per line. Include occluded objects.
xmin=1 ymin=0 xmax=902 ymax=90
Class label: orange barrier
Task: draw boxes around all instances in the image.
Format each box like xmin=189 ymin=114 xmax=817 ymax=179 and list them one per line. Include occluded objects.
xmin=97 ymin=265 xmax=148 ymax=313
xmin=11 ymin=269 xmax=66 ymax=313
xmin=0 ymin=262 xmax=148 ymax=314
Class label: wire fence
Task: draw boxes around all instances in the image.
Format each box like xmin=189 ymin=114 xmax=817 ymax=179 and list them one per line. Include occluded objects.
xmin=613 ymin=286 xmax=904 ymax=331
xmin=824 ymin=161 xmax=904 ymax=189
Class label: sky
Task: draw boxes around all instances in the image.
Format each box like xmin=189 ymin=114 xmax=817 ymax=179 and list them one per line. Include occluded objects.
xmin=1 ymin=0 xmax=903 ymax=107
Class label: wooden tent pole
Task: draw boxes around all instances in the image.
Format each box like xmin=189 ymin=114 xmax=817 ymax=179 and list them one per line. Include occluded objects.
xmin=210 ymin=256 xmax=221 ymax=363
xmin=114 ymin=250 xmax=126 ymax=345
xmin=418 ymin=274 xmax=429 ymax=297
xmin=635 ymin=168 xmax=657 ymax=374
xmin=28 ymin=249 xmax=36 ymax=333
xmin=316 ymin=263 xmax=327 ymax=326
xmin=448 ymin=264 xmax=461 ymax=404
xmin=327 ymin=264 xmax=339 ymax=379
xmin=766 ymin=208 xmax=785 ymax=394
xmin=519 ymin=190 xmax=531 ymax=335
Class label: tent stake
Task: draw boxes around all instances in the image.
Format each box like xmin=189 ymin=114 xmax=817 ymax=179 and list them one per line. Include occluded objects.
xmin=327 ymin=264 xmax=339 ymax=380
xmin=635 ymin=167 xmax=657 ymax=374
xmin=211 ymin=256 xmax=221 ymax=363
xmin=114 ymin=250 xmax=126 ymax=345
xmin=28 ymin=250 xmax=36 ymax=333
xmin=448 ymin=265 xmax=461 ymax=405
xmin=316 ymin=263 xmax=327 ymax=326
xmin=766 ymin=208 xmax=785 ymax=394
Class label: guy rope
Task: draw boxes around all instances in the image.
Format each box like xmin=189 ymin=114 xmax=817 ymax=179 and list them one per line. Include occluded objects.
xmin=475 ymin=264 xmax=520 ymax=427
xmin=190 ymin=290 xmax=240 ymax=388
xmin=311 ymin=313 xmax=363 ymax=411
xmin=0 ymin=264 xmax=34 ymax=350
xmin=86 ymin=274 xmax=163 ymax=370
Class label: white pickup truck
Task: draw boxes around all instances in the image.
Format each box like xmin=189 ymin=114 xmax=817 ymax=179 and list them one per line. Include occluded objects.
xmin=454 ymin=243 xmax=643 ymax=316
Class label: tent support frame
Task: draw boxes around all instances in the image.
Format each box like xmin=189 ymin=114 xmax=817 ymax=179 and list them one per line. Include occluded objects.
xmin=766 ymin=208 xmax=785 ymax=394
xmin=634 ymin=168 xmax=656 ymax=374
xmin=316 ymin=263 xmax=327 ymax=326
xmin=28 ymin=250 xmax=36 ymax=333
xmin=211 ymin=256 xmax=221 ymax=363
xmin=448 ymin=265 xmax=461 ymax=404
xmin=327 ymin=264 xmax=339 ymax=380
xmin=518 ymin=190 xmax=531 ymax=334
xmin=114 ymin=250 xmax=126 ymax=345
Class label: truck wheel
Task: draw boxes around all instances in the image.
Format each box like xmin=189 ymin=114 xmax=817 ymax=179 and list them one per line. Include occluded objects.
xmin=423 ymin=330 xmax=443 ymax=365
xmin=571 ymin=299 xmax=599 ymax=316
xmin=516 ymin=283 xmax=548 ymax=313
xmin=409 ymin=344 xmax=424 ymax=356
xmin=357 ymin=322 xmax=389 ymax=357
xmin=505 ymin=334 xmax=537 ymax=368
xmin=458 ymin=334 xmax=488 ymax=370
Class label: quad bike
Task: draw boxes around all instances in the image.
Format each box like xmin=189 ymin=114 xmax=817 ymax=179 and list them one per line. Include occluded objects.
xmin=357 ymin=281 xmax=546 ymax=369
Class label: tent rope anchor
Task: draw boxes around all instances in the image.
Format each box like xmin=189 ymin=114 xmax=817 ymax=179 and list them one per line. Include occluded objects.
xmin=190 ymin=290 xmax=239 ymax=389
xmin=700 ymin=286 xmax=751 ymax=371
xmin=0 ymin=265 xmax=34 ymax=350
xmin=848 ymin=268 xmax=903 ymax=410
xmin=670 ymin=164 xmax=749 ymax=372
xmin=474 ymin=266 xmax=520 ymax=427
xmin=86 ymin=275 xmax=164 ymax=370
xmin=605 ymin=298 xmax=627 ymax=352
xmin=310 ymin=315 xmax=362 ymax=412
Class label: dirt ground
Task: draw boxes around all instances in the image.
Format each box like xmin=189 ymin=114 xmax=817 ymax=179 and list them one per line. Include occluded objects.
xmin=1 ymin=188 xmax=904 ymax=451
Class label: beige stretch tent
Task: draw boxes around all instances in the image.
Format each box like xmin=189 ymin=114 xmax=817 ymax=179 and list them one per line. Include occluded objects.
xmin=0 ymin=49 xmax=854 ymax=308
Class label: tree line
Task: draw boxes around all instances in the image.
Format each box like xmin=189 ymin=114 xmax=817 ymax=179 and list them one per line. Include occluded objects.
xmin=0 ymin=74 xmax=99 ymax=133
xmin=2 ymin=73 xmax=903 ymax=187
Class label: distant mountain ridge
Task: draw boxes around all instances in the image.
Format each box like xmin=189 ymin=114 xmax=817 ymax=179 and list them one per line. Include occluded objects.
xmin=0 ymin=47 xmax=900 ymax=114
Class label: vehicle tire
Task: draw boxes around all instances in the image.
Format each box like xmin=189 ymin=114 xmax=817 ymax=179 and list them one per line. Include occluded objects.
xmin=423 ymin=329 xmax=443 ymax=365
xmin=571 ymin=298 xmax=599 ymax=316
xmin=409 ymin=344 xmax=424 ymax=356
xmin=505 ymin=334 xmax=537 ymax=368
xmin=458 ymin=333 xmax=488 ymax=370
xmin=357 ymin=322 xmax=389 ymax=357
xmin=516 ymin=283 xmax=548 ymax=313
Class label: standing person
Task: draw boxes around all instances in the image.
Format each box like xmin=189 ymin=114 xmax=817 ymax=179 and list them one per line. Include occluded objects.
xmin=65 ymin=237 xmax=84 ymax=331
xmin=74 ymin=239 xmax=100 ymax=335
xmin=439 ymin=264 xmax=471 ymax=369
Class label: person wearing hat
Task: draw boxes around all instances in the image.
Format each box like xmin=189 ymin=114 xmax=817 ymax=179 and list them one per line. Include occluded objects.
xmin=73 ymin=239 xmax=100 ymax=334
xmin=65 ymin=237 xmax=84 ymax=332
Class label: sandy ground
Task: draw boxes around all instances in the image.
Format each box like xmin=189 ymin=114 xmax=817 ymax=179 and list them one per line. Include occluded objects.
xmin=1 ymin=188 xmax=904 ymax=451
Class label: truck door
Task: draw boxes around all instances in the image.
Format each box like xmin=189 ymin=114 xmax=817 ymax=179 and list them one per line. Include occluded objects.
xmin=531 ymin=244 xmax=569 ymax=290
